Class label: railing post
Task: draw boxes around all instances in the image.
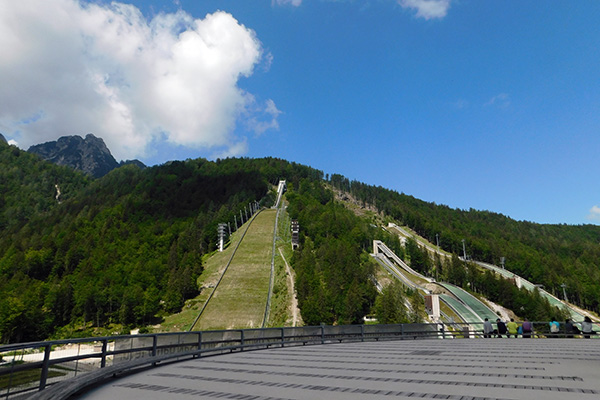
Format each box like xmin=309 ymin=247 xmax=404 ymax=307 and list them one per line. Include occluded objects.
xmin=151 ymin=335 xmax=158 ymax=366
xmin=361 ymin=325 xmax=365 ymax=342
xmin=321 ymin=325 xmax=325 ymax=344
xmin=400 ymin=323 xmax=404 ymax=339
xmin=101 ymin=339 xmax=108 ymax=368
xmin=39 ymin=344 xmax=51 ymax=391
xmin=240 ymin=330 xmax=245 ymax=351
xmin=281 ymin=328 xmax=285 ymax=348
xmin=197 ymin=331 xmax=202 ymax=357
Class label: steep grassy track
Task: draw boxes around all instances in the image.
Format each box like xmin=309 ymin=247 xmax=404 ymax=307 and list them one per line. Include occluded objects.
xmin=194 ymin=209 xmax=277 ymax=330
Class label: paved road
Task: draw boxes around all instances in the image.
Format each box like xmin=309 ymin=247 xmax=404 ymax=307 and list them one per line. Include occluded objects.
xmin=76 ymin=338 xmax=600 ymax=400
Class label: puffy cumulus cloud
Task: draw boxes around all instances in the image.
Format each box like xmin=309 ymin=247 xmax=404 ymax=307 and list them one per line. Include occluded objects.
xmin=398 ymin=0 xmax=451 ymax=20
xmin=0 ymin=0 xmax=277 ymax=161
xmin=587 ymin=205 xmax=600 ymax=222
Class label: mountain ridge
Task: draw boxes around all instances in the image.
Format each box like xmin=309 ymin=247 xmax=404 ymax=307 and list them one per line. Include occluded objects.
xmin=27 ymin=134 xmax=145 ymax=178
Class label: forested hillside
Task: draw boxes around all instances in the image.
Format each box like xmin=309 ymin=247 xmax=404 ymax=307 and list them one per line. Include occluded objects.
xmin=286 ymin=180 xmax=566 ymax=326
xmin=1 ymin=137 xmax=599 ymax=344
xmin=285 ymin=179 xmax=401 ymax=325
xmin=329 ymin=174 xmax=600 ymax=314
xmin=0 ymin=140 xmax=321 ymax=343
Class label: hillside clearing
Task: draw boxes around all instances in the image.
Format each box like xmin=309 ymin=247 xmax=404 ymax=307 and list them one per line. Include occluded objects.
xmin=194 ymin=209 xmax=276 ymax=330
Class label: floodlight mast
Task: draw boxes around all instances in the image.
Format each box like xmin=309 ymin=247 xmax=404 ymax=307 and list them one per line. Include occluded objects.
xmin=217 ymin=223 xmax=227 ymax=252
xmin=560 ymin=283 xmax=568 ymax=302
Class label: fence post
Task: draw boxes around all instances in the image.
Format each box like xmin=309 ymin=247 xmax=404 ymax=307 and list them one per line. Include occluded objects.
xmin=361 ymin=325 xmax=365 ymax=342
xmin=39 ymin=344 xmax=52 ymax=391
xmin=101 ymin=339 xmax=108 ymax=368
xmin=151 ymin=335 xmax=158 ymax=366
xmin=281 ymin=328 xmax=285 ymax=348
xmin=240 ymin=330 xmax=245 ymax=351
xmin=197 ymin=332 xmax=202 ymax=357
xmin=321 ymin=325 xmax=325 ymax=344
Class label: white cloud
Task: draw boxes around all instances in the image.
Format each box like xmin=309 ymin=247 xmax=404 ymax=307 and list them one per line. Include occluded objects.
xmin=588 ymin=206 xmax=600 ymax=222
xmin=485 ymin=93 xmax=511 ymax=108
xmin=213 ymin=138 xmax=249 ymax=160
xmin=246 ymin=99 xmax=282 ymax=135
xmin=398 ymin=0 xmax=451 ymax=20
xmin=0 ymin=0 xmax=277 ymax=161
xmin=272 ymin=0 xmax=302 ymax=6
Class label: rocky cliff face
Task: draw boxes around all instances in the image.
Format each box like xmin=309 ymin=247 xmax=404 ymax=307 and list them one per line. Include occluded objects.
xmin=28 ymin=134 xmax=120 ymax=178
xmin=0 ymin=133 xmax=7 ymax=144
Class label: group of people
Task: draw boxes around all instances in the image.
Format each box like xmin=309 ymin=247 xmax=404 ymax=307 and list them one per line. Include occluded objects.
xmin=482 ymin=318 xmax=530 ymax=338
xmin=482 ymin=316 xmax=596 ymax=338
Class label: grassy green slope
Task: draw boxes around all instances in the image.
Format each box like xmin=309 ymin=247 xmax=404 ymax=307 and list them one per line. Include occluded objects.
xmin=195 ymin=209 xmax=276 ymax=330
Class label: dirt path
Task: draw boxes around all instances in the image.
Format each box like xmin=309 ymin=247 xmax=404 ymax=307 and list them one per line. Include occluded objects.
xmin=279 ymin=247 xmax=300 ymax=327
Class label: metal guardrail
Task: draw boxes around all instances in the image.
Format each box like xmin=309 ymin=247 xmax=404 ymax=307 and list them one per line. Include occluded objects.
xmin=1 ymin=322 xmax=597 ymax=399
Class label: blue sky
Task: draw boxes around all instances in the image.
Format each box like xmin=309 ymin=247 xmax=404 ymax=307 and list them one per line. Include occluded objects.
xmin=1 ymin=1 xmax=599 ymax=225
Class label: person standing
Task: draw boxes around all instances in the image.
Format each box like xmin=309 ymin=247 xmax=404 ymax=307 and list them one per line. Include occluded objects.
xmin=496 ymin=318 xmax=507 ymax=338
xmin=507 ymin=319 xmax=519 ymax=338
xmin=483 ymin=318 xmax=493 ymax=338
xmin=521 ymin=318 xmax=533 ymax=338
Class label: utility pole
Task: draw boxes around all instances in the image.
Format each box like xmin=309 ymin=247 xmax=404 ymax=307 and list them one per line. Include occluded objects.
xmin=435 ymin=234 xmax=439 ymax=248
xmin=234 ymin=215 xmax=238 ymax=230
xmin=560 ymin=283 xmax=568 ymax=303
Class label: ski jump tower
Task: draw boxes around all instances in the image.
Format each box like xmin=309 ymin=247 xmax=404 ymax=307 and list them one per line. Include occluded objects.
xmin=274 ymin=180 xmax=286 ymax=209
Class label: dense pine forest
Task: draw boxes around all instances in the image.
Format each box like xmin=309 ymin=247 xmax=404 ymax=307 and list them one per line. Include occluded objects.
xmin=1 ymin=139 xmax=599 ymax=343
xmin=0 ymin=141 xmax=321 ymax=342
xmin=328 ymin=174 xmax=600 ymax=313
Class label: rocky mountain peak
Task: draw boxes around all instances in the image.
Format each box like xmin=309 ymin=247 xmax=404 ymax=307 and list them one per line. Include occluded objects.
xmin=27 ymin=134 xmax=120 ymax=178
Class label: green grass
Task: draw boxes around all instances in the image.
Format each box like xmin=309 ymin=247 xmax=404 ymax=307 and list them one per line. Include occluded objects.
xmin=265 ymin=204 xmax=296 ymax=327
xmin=388 ymin=225 xmax=452 ymax=258
xmin=194 ymin=209 xmax=277 ymax=330
xmin=158 ymin=198 xmax=303 ymax=332
xmin=158 ymin=217 xmax=254 ymax=332
xmin=0 ymin=367 xmax=66 ymax=390
xmin=440 ymin=301 xmax=462 ymax=323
